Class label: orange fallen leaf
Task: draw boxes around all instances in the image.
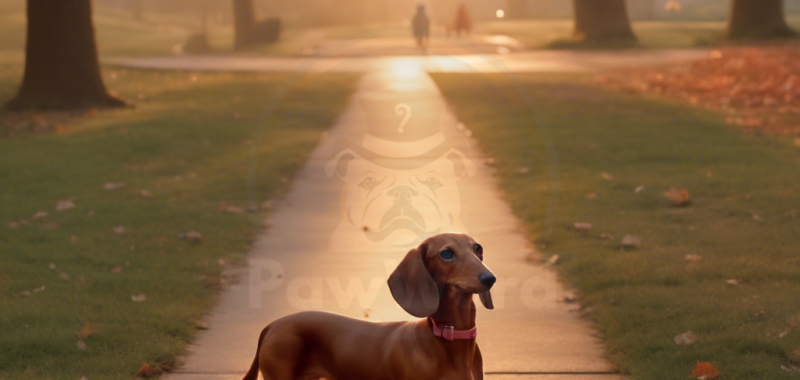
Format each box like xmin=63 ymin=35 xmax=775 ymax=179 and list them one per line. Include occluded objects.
xmin=135 ymin=363 xmax=154 ymax=378
xmin=111 ymin=265 xmax=122 ymax=274
xmin=78 ymin=324 xmax=96 ymax=338
xmin=692 ymin=361 xmax=720 ymax=380
xmin=664 ymin=187 xmax=691 ymax=207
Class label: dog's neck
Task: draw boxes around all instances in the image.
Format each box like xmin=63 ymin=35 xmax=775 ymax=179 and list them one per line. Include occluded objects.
xmin=429 ymin=286 xmax=477 ymax=331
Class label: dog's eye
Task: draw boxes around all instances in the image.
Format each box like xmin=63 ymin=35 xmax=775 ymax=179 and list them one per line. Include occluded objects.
xmin=422 ymin=177 xmax=442 ymax=190
xmin=358 ymin=177 xmax=379 ymax=190
xmin=474 ymin=244 xmax=483 ymax=260
xmin=439 ymin=248 xmax=455 ymax=261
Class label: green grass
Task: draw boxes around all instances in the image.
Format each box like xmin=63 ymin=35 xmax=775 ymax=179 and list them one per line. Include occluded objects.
xmin=0 ymin=67 xmax=357 ymax=379
xmin=476 ymin=18 xmax=800 ymax=49
xmin=432 ymin=73 xmax=800 ymax=379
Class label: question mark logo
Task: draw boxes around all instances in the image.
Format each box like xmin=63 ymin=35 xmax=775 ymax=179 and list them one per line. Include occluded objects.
xmin=395 ymin=103 xmax=411 ymax=133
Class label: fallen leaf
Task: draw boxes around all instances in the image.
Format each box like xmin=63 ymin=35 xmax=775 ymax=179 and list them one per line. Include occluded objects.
xmin=574 ymin=222 xmax=593 ymax=231
xmin=78 ymin=324 xmax=96 ymax=338
xmin=621 ymin=235 xmax=642 ymax=249
xmin=726 ymin=279 xmax=739 ymax=286
xmin=111 ymin=265 xmax=123 ymax=274
xmin=8 ymin=221 xmax=20 ymax=229
xmin=781 ymin=364 xmax=800 ymax=374
xmin=217 ymin=258 xmax=226 ymax=266
xmin=58 ymin=272 xmax=69 ymax=280
xmin=32 ymin=285 xmax=45 ymax=294
xmin=103 ymin=182 xmax=127 ymax=190
xmin=516 ymin=167 xmax=530 ymax=174
xmin=135 ymin=363 xmax=154 ymax=378
xmin=601 ymin=172 xmax=614 ymax=181
xmin=692 ymin=361 xmax=720 ymax=380
xmin=779 ymin=328 xmax=792 ymax=339
xmin=87 ymin=210 xmax=95 ymax=216
xmin=685 ymin=254 xmax=703 ymax=262
xmin=180 ymin=231 xmax=202 ymax=242
xmin=55 ymin=199 xmax=75 ymax=211
xmin=789 ymin=348 xmax=800 ymax=361
xmin=635 ymin=185 xmax=645 ymax=194
xmin=43 ymin=222 xmax=61 ymax=230
xmin=131 ymin=294 xmax=146 ymax=302
xmin=586 ymin=192 xmax=598 ymax=199
xmin=140 ymin=190 xmax=152 ymax=197
xmin=674 ymin=331 xmax=698 ymax=345
xmin=600 ymin=233 xmax=613 ymax=240
xmin=546 ymin=254 xmax=560 ymax=266
xmin=76 ymin=340 xmax=86 ymax=350
xmin=48 ymin=263 xmax=56 ymax=270
xmin=219 ymin=202 xmax=244 ymax=214
xmin=70 ymin=235 xmax=78 ymax=242
xmin=32 ymin=211 xmax=48 ymax=220
xmin=664 ymin=187 xmax=691 ymax=207
xmin=113 ymin=226 xmax=125 ymax=234
xmin=752 ymin=213 xmax=763 ymax=222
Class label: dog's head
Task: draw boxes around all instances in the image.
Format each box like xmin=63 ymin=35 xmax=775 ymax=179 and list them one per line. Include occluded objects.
xmin=387 ymin=233 xmax=495 ymax=317
xmin=325 ymin=148 xmax=475 ymax=248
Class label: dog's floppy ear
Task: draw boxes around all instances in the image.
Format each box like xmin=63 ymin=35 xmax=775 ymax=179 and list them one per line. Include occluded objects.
xmin=479 ymin=291 xmax=494 ymax=310
xmin=446 ymin=149 xmax=476 ymax=179
xmin=324 ymin=148 xmax=356 ymax=178
xmin=388 ymin=243 xmax=439 ymax=317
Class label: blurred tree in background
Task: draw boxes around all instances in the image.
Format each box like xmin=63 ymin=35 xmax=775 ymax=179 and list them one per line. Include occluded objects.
xmin=728 ymin=0 xmax=795 ymax=38
xmin=6 ymin=0 xmax=125 ymax=110
xmin=572 ymin=0 xmax=636 ymax=41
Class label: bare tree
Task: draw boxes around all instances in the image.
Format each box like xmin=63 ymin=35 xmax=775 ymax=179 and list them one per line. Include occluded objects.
xmin=6 ymin=0 xmax=126 ymax=110
xmin=233 ymin=0 xmax=257 ymax=49
xmin=728 ymin=0 xmax=794 ymax=39
xmin=572 ymin=0 xmax=636 ymax=41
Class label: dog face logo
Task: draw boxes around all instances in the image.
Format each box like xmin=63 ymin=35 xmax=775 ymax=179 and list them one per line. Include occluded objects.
xmin=324 ymin=90 xmax=476 ymax=251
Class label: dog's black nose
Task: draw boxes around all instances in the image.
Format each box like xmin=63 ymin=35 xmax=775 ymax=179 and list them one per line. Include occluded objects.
xmin=479 ymin=273 xmax=496 ymax=289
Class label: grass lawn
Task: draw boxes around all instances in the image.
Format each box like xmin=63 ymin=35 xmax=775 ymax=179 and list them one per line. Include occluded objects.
xmin=0 ymin=67 xmax=357 ymax=379
xmin=433 ymin=73 xmax=800 ymax=379
xmin=476 ymin=17 xmax=800 ymax=49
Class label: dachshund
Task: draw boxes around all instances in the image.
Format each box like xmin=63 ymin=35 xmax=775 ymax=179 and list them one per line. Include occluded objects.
xmin=242 ymin=233 xmax=496 ymax=380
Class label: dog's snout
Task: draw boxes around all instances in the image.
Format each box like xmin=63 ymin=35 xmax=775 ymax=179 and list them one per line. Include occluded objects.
xmin=388 ymin=185 xmax=418 ymax=200
xmin=479 ymin=273 xmax=496 ymax=289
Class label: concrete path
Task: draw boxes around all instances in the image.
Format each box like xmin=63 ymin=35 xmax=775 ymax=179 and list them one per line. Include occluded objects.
xmin=165 ymin=66 xmax=624 ymax=380
xmin=108 ymin=49 xmax=706 ymax=74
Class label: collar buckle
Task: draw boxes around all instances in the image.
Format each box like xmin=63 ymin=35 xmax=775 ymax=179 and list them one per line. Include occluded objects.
xmin=444 ymin=325 xmax=455 ymax=341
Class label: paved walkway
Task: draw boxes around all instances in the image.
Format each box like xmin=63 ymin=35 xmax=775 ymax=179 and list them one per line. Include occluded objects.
xmin=165 ymin=66 xmax=624 ymax=380
xmin=108 ymin=49 xmax=706 ymax=74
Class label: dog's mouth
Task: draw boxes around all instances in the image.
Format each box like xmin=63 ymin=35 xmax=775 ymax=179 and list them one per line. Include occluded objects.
xmin=452 ymin=284 xmax=484 ymax=294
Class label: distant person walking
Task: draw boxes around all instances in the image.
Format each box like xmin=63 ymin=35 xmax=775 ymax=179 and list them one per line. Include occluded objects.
xmin=453 ymin=3 xmax=472 ymax=37
xmin=412 ymin=4 xmax=430 ymax=51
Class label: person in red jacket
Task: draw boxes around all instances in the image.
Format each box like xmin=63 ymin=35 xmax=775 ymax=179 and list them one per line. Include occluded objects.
xmin=453 ymin=3 xmax=472 ymax=37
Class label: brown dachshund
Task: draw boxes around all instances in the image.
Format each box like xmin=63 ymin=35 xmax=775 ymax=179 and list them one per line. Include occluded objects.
xmin=242 ymin=233 xmax=496 ymax=380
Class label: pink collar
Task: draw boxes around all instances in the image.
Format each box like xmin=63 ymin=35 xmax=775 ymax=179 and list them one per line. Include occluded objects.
xmin=428 ymin=317 xmax=477 ymax=341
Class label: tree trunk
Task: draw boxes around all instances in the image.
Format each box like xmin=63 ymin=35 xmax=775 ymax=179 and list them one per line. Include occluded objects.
xmin=233 ymin=0 xmax=257 ymax=49
xmin=728 ymin=0 xmax=794 ymax=39
xmin=573 ymin=0 xmax=636 ymax=41
xmin=6 ymin=0 xmax=126 ymax=110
